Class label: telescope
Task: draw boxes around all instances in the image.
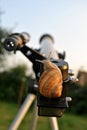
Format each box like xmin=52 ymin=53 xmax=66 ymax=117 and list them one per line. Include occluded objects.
xmin=3 ymin=32 xmax=72 ymax=117
xmin=2 ymin=32 xmax=77 ymax=130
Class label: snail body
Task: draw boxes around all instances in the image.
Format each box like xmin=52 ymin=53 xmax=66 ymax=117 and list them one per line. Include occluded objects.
xmin=38 ymin=59 xmax=63 ymax=98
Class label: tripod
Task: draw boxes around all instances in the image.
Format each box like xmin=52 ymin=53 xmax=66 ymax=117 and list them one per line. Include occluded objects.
xmin=8 ymin=93 xmax=59 ymax=130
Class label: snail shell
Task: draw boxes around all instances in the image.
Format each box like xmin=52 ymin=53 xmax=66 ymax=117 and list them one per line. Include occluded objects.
xmin=38 ymin=59 xmax=63 ymax=98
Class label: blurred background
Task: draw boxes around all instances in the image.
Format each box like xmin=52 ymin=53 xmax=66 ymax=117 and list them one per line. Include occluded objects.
xmin=0 ymin=0 xmax=87 ymax=130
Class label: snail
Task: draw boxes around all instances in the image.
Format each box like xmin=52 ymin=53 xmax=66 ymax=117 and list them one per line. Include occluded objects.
xmin=36 ymin=54 xmax=63 ymax=98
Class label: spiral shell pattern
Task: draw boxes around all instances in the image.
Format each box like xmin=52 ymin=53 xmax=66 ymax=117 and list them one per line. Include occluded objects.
xmin=39 ymin=67 xmax=63 ymax=98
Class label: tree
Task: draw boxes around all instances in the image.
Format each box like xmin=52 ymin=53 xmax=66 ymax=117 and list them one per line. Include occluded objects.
xmin=0 ymin=8 xmax=13 ymax=70
xmin=0 ymin=26 xmax=12 ymax=69
xmin=0 ymin=65 xmax=29 ymax=102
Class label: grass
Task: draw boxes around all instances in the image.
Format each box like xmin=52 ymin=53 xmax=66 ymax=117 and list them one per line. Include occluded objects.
xmin=0 ymin=101 xmax=87 ymax=130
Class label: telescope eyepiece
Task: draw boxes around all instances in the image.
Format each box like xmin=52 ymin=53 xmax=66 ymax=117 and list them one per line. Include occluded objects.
xmin=3 ymin=32 xmax=30 ymax=51
xmin=3 ymin=37 xmax=18 ymax=51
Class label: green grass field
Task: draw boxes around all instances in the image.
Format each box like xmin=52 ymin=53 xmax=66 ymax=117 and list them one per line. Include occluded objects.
xmin=0 ymin=101 xmax=87 ymax=130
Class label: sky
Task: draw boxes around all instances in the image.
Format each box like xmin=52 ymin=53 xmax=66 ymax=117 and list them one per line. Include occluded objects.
xmin=0 ymin=0 xmax=87 ymax=74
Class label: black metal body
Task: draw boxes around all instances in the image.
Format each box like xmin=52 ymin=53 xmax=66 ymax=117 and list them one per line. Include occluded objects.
xmin=20 ymin=45 xmax=70 ymax=117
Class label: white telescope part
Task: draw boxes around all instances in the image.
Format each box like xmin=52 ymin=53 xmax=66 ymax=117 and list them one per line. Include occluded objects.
xmin=21 ymin=32 xmax=30 ymax=43
xmin=40 ymin=37 xmax=59 ymax=60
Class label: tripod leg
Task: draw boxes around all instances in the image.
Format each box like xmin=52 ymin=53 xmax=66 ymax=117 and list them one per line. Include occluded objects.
xmin=9 ymin=94 xmax=35 ymax=130
xmin=29 ymin=100 xmax=38 ymax=130
xmin=49 ymin=117 xmax=59 ymax=130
